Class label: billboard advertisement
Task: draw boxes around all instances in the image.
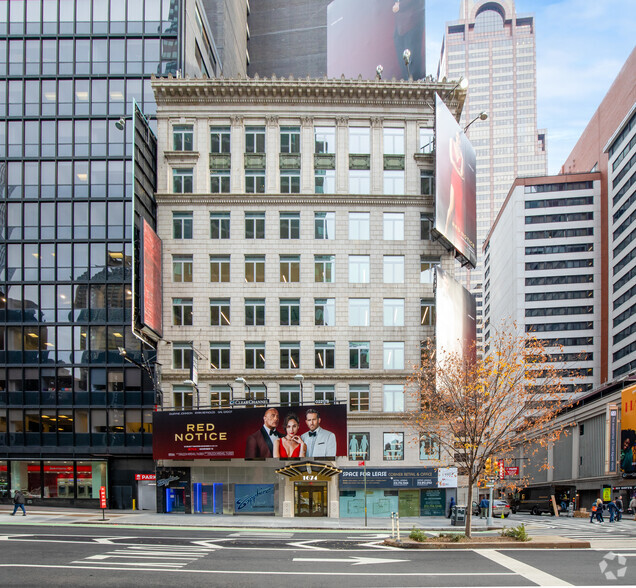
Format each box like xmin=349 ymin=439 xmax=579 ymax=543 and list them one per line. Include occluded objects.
xmin=327 ymin=0 xmax=426 ymax=80
xmin=141 ymin=218 xmax=162 ymax=338
xmin=435 ymin=267 xmax=476 ymax=364
xmin=621 ymin=384 xmax=636 ymax=477
xmin=153 ymin=404 xmax=347 ymax=460
xmin=434 ymin=94 xmax=477 ymax=268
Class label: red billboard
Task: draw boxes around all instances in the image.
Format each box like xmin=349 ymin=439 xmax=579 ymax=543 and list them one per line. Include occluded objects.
xmin=153 ymin=404 xmax=348 ymax=460
xmin=327 ymin=0 xmax=426 ymax=80
xmin=435 ymin=267 xmax=476 ymax=364
xmin=141 ymin=218 xmax=162 ymax=338
xmin=434 ymin=94 xmax=477 ymax=268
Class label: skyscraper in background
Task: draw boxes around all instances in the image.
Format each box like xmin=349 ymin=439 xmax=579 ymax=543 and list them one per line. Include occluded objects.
xmin=437 ymin=0 xmax=548 ymax=346
xmin=0 ymin=0 xmax=227 ymax=508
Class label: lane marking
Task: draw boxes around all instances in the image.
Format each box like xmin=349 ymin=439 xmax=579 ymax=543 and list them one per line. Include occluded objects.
xmin=286 ymin=540 xmax=330 ymax=551
xmin=0 ymin=564 xmax=517 ymax=577
xmin=478 ymin=549 xmax=572 ymax=586
xmin=293 ymin=556 xmax=407 ymax=566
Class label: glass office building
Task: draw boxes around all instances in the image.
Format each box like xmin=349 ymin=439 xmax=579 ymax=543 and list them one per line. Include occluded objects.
xmin=0 ymin=0 xmax=221 ymax=507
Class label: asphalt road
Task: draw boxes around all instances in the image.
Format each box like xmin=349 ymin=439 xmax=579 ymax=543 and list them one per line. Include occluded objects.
xmin=1 ymin=523 xmax=636 ymax=587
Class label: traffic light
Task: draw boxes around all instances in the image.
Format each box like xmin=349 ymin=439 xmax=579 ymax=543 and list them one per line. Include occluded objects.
xmin=485 ymin=457 xmax=492 ymax=476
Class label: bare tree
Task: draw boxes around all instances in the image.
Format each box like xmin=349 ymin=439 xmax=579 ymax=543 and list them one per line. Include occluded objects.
xmin=406 ymin=329 xmax=573 ymax=537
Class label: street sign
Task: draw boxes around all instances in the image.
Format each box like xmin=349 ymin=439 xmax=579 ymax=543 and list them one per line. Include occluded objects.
xmin=498 ymin=459 xmax=505 ymax=480
xmin=99 ymin=485 xmax=107 ymax=520
xmin=358 ymin=461 xmax=365 ymax=466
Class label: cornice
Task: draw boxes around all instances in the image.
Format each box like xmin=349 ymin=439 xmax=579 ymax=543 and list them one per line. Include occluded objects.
xmin=156 ymin=193 xmax=435 ymax=208
xmin=151 ymin=75 xmax=466 ymax=114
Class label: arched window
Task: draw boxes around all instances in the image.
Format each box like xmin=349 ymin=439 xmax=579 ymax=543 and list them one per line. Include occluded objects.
xmin=474 ymin=7 xmax=504 ymax=33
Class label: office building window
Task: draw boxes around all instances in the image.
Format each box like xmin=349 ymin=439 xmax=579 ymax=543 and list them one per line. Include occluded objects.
xmin=210 ymin=171 xmax=230 ymax=193
xmin=210 ymin=385 xmax=231 ymax=408
xmin=315 ymin=385 xmax=335 ymax=404
xmin=210 ymin=343 xmax=231 ymax=370
xmin=383 ymin=212 xmax=404 ymax=240
xmin=349 ymin=170 xmax=370 ymax=194
xmin=384 ymin=299 xmax=404 ymax=326
xmin=245 ymin=212 xmax=265 ymax=238
xmin=173 ymin=386 xmax=193 ymax=410
xmin=245 ymin=342 xmax=266 ymax=369
xmin=383 ymin=171 xmax=404 ymax=195
xmin=383 ymin=432 xmax=404 ymax=460
xmin=349 ymin=127 xmax=370 ymax=153
xmin=280 ymin=212 xmax=300 ymax=239
xmin=315 ymin=255 xmax=335 ymax=283
xmin=280 ymin=298 xmax=300 ymax=326
xmin=349 ymin=299 xmax=370 ymax=326
xmin=279 ymin=385 xmax=301 ymax=407
xmin=173 ymin=212 xmax=193 ymax=239
xmin=420 ymin=171 xmax=435 ymax=195
xmin=315 ymin=342 xmax=335 ymax=369
xmin=349 ymin=255 xmax=370 ymax=283
xmin=173 ymin=255 xmax=193 ymax=282
xmin=280 ymin=171 xmax=300 ymax=193
xmin=349 ymin=212 xmax=370 ymax=240
xmin=280 ymin=255 xmax=300 ymax=283
xmin=384 ymin=128 xmax=404 ymax=154
xmin=280 ymin=342 xmax=300 ymax=369
xmin=245 ymin=255 xmax=265 ymax=283
xmin=210 ymin=299 xmax=230 ymax=326
xmin=419 ymin=127 xmax=435 ymax=153
xmin=210 ymin=255 xmax=230 ymax=282
xmin=210 ymin=126 xmax=230 ymax=153
xmin=349 ymin=385 xmax=370 ymax=412
xmin=315 ymin=169 xmax=335 ymax=194
xmin=315 ymin=298 xmax=336 ymax=326
xmin=173 ymin=343 xmax=193 ymax=370
xmin=349 ymin=433 xmax=370 ymax=460
xmin=421 ymin=299 xmax=436 ymax=326
xmin=173 ymin=168 xmax=193 ymax=194
xmin=210 ymin=212 xmax=230 ymax=239
xmin=384 ymin=256 xmax=404 ymax=283
xmin=280 ymin=126 xmax=300 ymax=153
xmin=245 ymin=298 xmax=265 ymax=326
xmin=173 ymin=298 xmax=193 ymax=326
xmin=420 ymin=214 xmax=433 ymax=240
xmin=315 ymin=212 xmax=335 ymax=239
xmin=384 ymin=342 xmax=404 ymax=369
xmin=349 ymin=342 xmax=370 ymax=369
xmin=420 ymin=257 xmax=440 ymax=283
xmin=383 ymin=385 xmax=404 ymax=412
xmin=245 ymin=126 xmax=265 ymax=153
xmin=173 ymin=125 xmax=193 ymax=151
xmin=315 ymin=126 xmax=336 ymax=153
xmin=245 ymin=171 xmax=265 ymax=193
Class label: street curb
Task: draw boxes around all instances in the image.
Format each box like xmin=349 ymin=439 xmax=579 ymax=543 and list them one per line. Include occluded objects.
xmin=384 ymin=536 xmax=591 ymax=549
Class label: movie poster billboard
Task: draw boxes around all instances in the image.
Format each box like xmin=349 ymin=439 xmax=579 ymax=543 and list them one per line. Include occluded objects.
xmin=141 ymin=218 xmax=162 ymax=338
xmin=435 ymin=267 xmax=476 ymax=364
xmin=434 ymin=94 xmax=477 ymax=268
xmin=153 ymin=404 xmax=347 ymax=460
xmin=620 ymin=384 xmax=636 ymax=477
xmin=327 ymin=0 xmax=426 ymax=80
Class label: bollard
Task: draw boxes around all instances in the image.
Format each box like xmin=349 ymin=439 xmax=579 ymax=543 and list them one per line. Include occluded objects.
xmin=396 ymin=512 xmax=401 ymax=542
xmin=390 ymin=512 xmax=395 ymax=538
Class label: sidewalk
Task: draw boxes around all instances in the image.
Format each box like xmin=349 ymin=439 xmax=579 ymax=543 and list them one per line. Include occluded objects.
xmin=0 ymin=506 xmax=503 ymax=531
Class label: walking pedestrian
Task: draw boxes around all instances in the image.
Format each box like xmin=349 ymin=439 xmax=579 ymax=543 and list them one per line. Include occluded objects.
xmin=479 ymin=496 xmax=489 ymax=519
xmin=630 ymin=495 xmax=636 ymax=520
xmin=616 ymin=496 xmax=624 ymax=522
xmin=448 ymin=496 xmax=455 ymax=518
xmin=596 ymin=498 xmax=604 ymax=523
xmin=589 ymin=501 xmax=597 ymax=523
xmin=608 ymin=498 xmax=618 ymax=522
xmin=10 ymin=489 xmax=26 ymax=516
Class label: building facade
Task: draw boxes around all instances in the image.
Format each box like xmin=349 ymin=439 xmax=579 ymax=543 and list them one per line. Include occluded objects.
xmin=437 ymin=0 xmax=548 ymax=347
xmin=0 ymin=0 xmax=222 ymax=508
xmin=151 ymin=75 xmax=464 ymax=517
xmin=483 ymin=173 xmax=602 ymax=395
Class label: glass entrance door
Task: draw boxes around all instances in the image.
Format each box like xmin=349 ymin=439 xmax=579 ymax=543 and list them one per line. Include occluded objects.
xmin=295 ymin=483 xmax=327 ymax=517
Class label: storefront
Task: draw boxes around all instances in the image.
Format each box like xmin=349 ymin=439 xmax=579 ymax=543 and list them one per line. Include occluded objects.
xmin=0 ymin=460 xmax=107 ymax=506
xmin=339 ymin=467 xmax=457 ymax=517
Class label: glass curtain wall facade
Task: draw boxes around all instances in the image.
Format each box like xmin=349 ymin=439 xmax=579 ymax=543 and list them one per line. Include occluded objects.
xmin=0 ymin=0 xmax=219 ymax=506
xmin=437 ymin=0 xmax=548 ymax=347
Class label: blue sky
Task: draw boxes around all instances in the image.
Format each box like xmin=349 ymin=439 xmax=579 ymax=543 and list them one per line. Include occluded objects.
xmin=425 ymin=0 xmax=636 ymax=173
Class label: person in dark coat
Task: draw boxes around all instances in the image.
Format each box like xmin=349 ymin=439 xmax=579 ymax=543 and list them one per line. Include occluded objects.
xmin=245 ymin=408 xmax=282 ymax=458
xmin=11 ymin=489 xmax=26 ymax=516
xmin=448 ymin=496 xmax=456 ymax=518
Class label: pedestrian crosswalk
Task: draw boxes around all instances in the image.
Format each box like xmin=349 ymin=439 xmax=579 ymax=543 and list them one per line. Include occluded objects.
xmin=72 ymin=544 xmax=215 ymax=569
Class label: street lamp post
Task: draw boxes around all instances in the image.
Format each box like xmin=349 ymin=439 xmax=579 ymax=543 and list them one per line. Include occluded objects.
xmin=118 ymin=347 xmax=162 ymax=408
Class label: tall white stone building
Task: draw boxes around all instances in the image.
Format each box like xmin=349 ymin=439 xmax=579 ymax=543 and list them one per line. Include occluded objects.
xmin=438 ymin=0 xmax=548 ymax=346
xmin=150 ymin=76 xmax=465 ymax=518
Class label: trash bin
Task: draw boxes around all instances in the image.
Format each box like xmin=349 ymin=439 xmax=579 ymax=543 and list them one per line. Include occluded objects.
xmin=451 ymin=506 xmax=466 ymax=526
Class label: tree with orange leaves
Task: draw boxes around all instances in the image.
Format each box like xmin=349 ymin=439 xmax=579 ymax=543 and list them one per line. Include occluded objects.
xmin=406 ymin=328 xmax=573 ymax=537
